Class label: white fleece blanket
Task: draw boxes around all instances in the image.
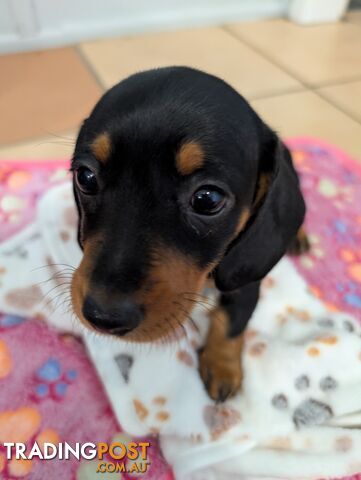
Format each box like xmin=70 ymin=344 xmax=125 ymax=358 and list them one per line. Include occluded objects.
xmin=1 ymin=182 xmax=361 ymax=480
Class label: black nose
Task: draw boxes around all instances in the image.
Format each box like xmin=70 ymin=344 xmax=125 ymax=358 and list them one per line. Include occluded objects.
xmin=82 ymin=296 xmax=143 ymax=336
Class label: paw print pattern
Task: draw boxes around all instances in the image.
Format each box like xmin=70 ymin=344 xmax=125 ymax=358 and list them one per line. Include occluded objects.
xmin=115 ymin=353 xmax=134 ymax=383
xmin=294 ymin=375 xmax=310 ymax=391
xmin=294 ymin=371 xmax=339 ymax=394
xmin=335 ymin=436 xmax=353 ymax=453
xmin=0 ymin=163 xmax=70 ymax=243
xmin=286 ymin=306 xmax=311 ymax=322
xmin=0 ymin=313 xmax=25 ymax=330
xmin=0 ymin=340 xmax=12 ymax=379
xmin=319 ymin=376 xmax=338 ymax=392
xmin=5 ymin=285 xmax=43 ymax=310
xmin=317 ymin=318 xmax=335 ymax=329
xmin=151 ymin=396 xmax=170 ymax=426
xmin=293 ymin=399 xmax=333 ymax=428
xmin=271 ymin=394 xmax=289 ymax=410
xmin=203 ymin=404 xmax=241 ymax=440
xmin=342 ymin=319 xmax=355 ymax=332
xmin=32 ymin=358 xmax=77 ymax=401
xmin=289 ymin=368 xmax=339 ymax=428
xmin=0 ymin=406 xmax=53 ymax=477
xmin=132 ymin=396 xmax=171 ymax=433
xmin=299 ymin=234 xmax=325 ymax=269
xmin=338 ymin=249 xmax=361 ymax=309
xmin=177 ymin=349 xmax=195 ymax=367
xmin=0 ymin=195 xmax=27 ymax=227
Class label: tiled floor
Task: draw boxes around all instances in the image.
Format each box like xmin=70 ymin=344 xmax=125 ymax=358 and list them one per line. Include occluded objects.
xmin=1 ymin=13 xmax=361 ymax=161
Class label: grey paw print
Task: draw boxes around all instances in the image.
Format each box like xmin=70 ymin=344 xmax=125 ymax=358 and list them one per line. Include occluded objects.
xmin=293 ymin=398 xmax=333 ymax=428
xmin=317 ymin=318 xmax=334 ymax=329
xmin=342 ymin=319 xmax=355 ymax=333
xmin=319 ymin=376 xmax=338 ymax=392
xmin=115 ymin=353 xmax=134 ymax=383
xmin=271 ymin=394 xmax=289 ymax=410
xmin=295 ymin=374 xmax=310 ymax=391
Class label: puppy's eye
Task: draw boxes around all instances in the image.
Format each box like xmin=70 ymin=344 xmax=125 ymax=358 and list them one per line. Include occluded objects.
xmin=191 ymin=185 xmax=226 ymax=215
xmin=75 ymin=167 xmax=98 ymax=195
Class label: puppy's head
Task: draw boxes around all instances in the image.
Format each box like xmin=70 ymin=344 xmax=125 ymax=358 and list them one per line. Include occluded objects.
xmin=71 ymin=67 xmax=305 ymax=341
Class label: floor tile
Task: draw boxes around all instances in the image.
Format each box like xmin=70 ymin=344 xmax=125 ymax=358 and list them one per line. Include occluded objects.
xmin=80 ymin=26 xmax=302 ymax=99
xmin=251 ymin=90 xmax=361 ymax=161
xmin=0 ymin=48 xmax=102 ymax=145
xmin=0 ymin=131 xmax=76 ymax=160
xmin=318 ymin=80 xmax=361 ymax=122
xmin=228 ymin=19 xmax=361 ymax=87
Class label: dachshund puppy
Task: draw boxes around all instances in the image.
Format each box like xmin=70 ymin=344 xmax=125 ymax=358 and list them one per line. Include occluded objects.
xmin=71 ymin=66 xmax=307 ymax=402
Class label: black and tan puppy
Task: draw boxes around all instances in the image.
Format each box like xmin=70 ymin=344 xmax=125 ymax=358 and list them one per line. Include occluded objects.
xmin=71 ymin=66 xmax=307 ymax=402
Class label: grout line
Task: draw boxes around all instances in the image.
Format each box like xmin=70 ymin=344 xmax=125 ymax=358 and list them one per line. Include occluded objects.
xmin=249 ymin=86 xmax=305 ymax=102
xmin=221 ymin=25 xmax=310 ymax=90
xmin=222 ymin=23 xmax=361 ymax=91
xmin=74 ymin=45 xmax=107 ymax=92
xmin=314 ymin=89 xmax=361 ymax=125
xmin=221 ymin=24 xmax=361 ymax=126
xmin=309 ymin=75 xmax=361 ymax=89
xmin=250 ymin=75 xmax=361 ymax=102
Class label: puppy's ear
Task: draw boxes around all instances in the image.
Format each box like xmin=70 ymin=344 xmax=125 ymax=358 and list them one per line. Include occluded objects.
xmin=215 ymin=133 xmax=305 ymax=292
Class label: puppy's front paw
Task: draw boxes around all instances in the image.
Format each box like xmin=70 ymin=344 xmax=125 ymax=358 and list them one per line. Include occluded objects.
xmin=199 ymin=348 xmax=242 ymax=402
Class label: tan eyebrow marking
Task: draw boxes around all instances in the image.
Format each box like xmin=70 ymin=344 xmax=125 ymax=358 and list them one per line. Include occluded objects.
xmin=235 ymin=208 xmax=251 ymax=236
xmin=91 ymin=132 xmax=112 ymax=164
xmin=253 ymin=173 xmax=271 ymax=208
xmin=176 ymin=142 xmax=204 ymax=175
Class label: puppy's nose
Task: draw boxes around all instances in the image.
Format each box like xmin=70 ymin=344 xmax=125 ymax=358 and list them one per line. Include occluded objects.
xmin=82 ymin=296 xmax=143 ymax=335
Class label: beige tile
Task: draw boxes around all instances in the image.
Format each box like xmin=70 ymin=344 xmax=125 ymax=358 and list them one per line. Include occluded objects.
xmin=80 ymin=27 xmax=302 ymax=99
xmin=0 ymin=131 xmax=76 ymax=160
xmin=0 ymin=48 xmax=102 ymax=145
xmin=318 ymin=80 xmax=361 ymax=122
xmin=345 ymin=10 xmax=361 ymax=25
xmin=228 ymin=19 xmax=361 ymax=87
xmin=251 ymin=91 xmax=361 ymax=161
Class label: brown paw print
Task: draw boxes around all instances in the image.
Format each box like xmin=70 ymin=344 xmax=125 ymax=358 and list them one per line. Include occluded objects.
xmin=151 ymin=397 xmax=170 ymax=429
xmin=133 ymin=396 xmax=171 ymax=429
xmin=203 ymin=404 xmax=241 ymax=440
xmin=5 ymin=285 xmax=43 ymax=310
xmin=198 ymin=348 xmax=243 ymax=403
xmin=286 ymin=306 xmax=311 ymax=322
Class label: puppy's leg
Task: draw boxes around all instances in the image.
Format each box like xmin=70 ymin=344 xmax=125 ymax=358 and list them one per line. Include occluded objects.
xmin=288 ymin=226 xmax=310 ymax=255
xmin=199 ymin=282 xmax=260 ymax=402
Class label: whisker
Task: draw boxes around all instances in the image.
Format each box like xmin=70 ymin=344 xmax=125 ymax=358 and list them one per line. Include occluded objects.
xmin=34 ymin=272 xmax=74 ymax=287
xmin=31 ymin=263 xmax=76 ymax=273
xmin=182 ymin=291 xmax=217 ymax=304
xmin=45 ymin=131 xmax=76 ymax=142
xmin=42 ymin=288 xmax=70 ymax=311
xmin=172 ymin=300 xmax=200 ymax=334
xmin=42 ymin=281 xmax=72 ymax=300
xmin=182 ymin=297 xmax=215 ymax=315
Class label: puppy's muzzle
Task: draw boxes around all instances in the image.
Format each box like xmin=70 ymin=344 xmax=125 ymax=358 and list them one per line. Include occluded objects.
xmin=82 ymin=295 xmax=144 ymax=336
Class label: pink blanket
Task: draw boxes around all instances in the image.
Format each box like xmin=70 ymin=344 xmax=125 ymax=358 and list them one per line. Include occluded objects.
xmin=0 ymin=138 xmax=360 ymax=480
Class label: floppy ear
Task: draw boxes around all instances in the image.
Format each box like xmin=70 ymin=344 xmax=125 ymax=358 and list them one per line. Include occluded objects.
xmin=215 ymin=134 xmax=305 ymax=292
